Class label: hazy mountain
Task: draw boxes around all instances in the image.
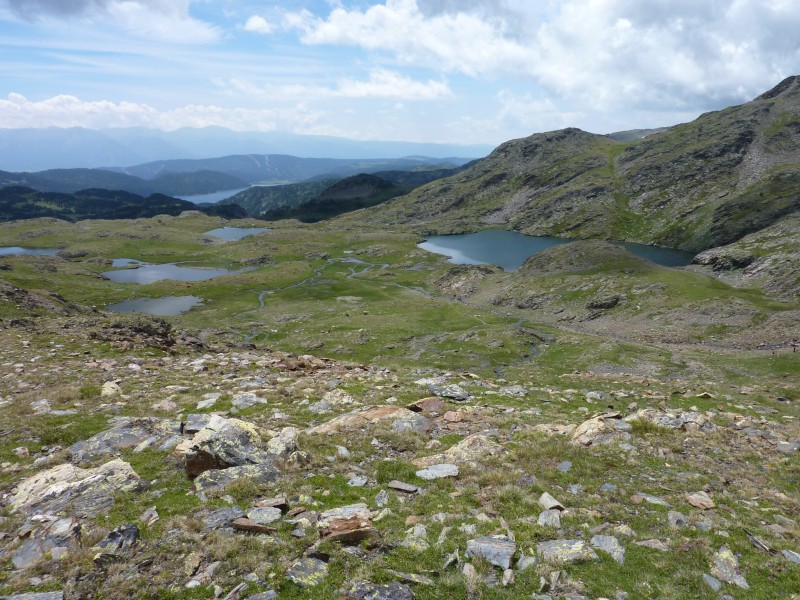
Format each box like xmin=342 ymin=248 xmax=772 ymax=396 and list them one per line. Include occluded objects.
xmin=354 ymin=75 xmax=800 ymax=254
xmin=0 ymin=126 xmax=492 ymax=172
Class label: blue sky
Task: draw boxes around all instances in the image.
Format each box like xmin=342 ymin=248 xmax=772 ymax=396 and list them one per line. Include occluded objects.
xmin=1 ymin=0 xmax=799 ymax=146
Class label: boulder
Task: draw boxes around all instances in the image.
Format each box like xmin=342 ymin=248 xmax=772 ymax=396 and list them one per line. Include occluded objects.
xmin=570 ymin=412 xmax=632 ymax=447
xmin=342 ymin=582 xmax=414 ymax=600
xmin=626 ymin=408 xmax=716 ymax=432
xmin=536 ymin=540 xmax=598 ymax=565
xmin=306 ymin=406 xmax=417 ymax=435
xmin=415 ymin=464 xmax=459 ymax=480
xmin=413 ymin=433 xmax=503 ymax=467
xmin=286 ymin=557 xmax=328 ymax=587
xmin=69 ymin=417 xmax=182 ymax=463
xmin=193 ymin=463 xmax=279 ymax=494
xmin=318 ymin=503 xmax=375 ymax=544
xmin=466 ymin=536 xmax=517 ymax=569
xmin=6 ymin=459 xmax=146 ymax=517
xmin=710 ymin=545 xmax=749 ymax=589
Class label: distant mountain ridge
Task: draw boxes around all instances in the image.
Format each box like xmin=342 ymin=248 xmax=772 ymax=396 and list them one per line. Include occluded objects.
xmin=0 ymin=126 xmax=492 ymax=172
xmin=355 ymin=75 xmax=800 ymax=254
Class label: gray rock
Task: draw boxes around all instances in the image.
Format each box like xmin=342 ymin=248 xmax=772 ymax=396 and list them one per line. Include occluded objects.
xmin=286 ymin=557 xmax=328 ymax=587
xmin=538 ymin=510 xmax=561 ymax=528
xmin=782 ymin=549 xmax=800 ymax=564
xmin=668 ymin=511 xmax=689 ymax=527
xmin=388 ymin=480 xmax=419 ymax=493
xmin=202 ymin=507 xmax=245 ymax=529
xmin=557 ymin=460 xmax=572 ymax=473
xmin=599 ymin=483 xmax=617 ymax=492
xmin=703 ymin=574 xmax=722 ymax=592
xmin=184 ymin=413 xmax=212 ymax=434
xmin=12 ymin=536 xmax=58 ymax=569
xmin=95 ymin=524 xmax=139 ymax=553
xmin=499 ymin=385 xmax=528 ymax=397
xmin=1 ymin=593 xmax=64 ymax=600
xmin=466 ymin=536 xmax=517 ymax=569
xmin=341 ymin=581 xmax=415 ymax=600
xmin=538 ymin=492 xmax=565 ymax=511
xmin=516 ymin=554 xmax=539 ymax=571
xmin=634 ymin=493 xmax=671 ymax=507
xmin=777 ymin=441 xmax=799 ymax=454
xmin=246 ymin=507 xmax=282 ymax=525
xmin=375 ymin=489 xmax=390 ymax=507
xmin=416 ymin=463 xmax=459 ymax=480
xmin=636 ymin=539 xmax=670 ymax=551
xmin=428 ymin=383 xmax=470 ymax=401
xmin=348 ymin=474 xmax=368 ymax=487
xmin=536 ymin=540 xmax=598 ymax=565
xmin=194 ymin=463 xmax=279 ymax=493
xmin=69 ymin=417 xmax=182 ymax=462
xmin=242 ymin=592 xmax=278 ymax=600
xmin=392 ymin=414 xmax=432 ymax=434
xmin=590 ymin=535 xmax=625 ymax=564
xmin=232 ymin=392 xmax=267 ymax=409
xmin=710 ymin=545 xmax=749 ymax=589
xmin=401 ymin=524 xmax=429 ymax=552
xmin=309 ymin=400 xmax=332 ymax=414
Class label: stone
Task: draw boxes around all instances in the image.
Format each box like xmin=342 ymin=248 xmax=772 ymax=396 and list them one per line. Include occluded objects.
xmin=322 ymin=388 xmax=356 ymax=406
xmin=406 ymin=397 xmax=444 ymax=413
xmin=516 ymin=554 xmax=539 ymax=571
xmin=388 ymin=480 xmax=419 ymax=493
xmin=668 ymin=511 xmax=689 ymax=527
xmin=6 ymin=459 xmax=146 ymax=518
xmin=413 ymin=433 xmax=503 ymax=467
xmin=318 ymin=503 xmax=375 ymax=544
xmin=631 ymin=493 xmax=671 ymax=507
xmin=95 ymin=524 xmax=139 ymax=553
xmin=704 ymin=574 xmax=723 ymax=592
xmin=247 ymin=507 xmax=282 ymax=525
xmin=415 ymin=464 xmax=459 ymax=480
xmin=348 ymin=475 xmax=368 ymax=487
xmin=710 ymin=545 xmax=749 ymax=589
xmin=286 ymin=557 xmax=328 ymax=587
xmin=538 ymin=510 xmax=561 ymax=528
xmin=686 ymin=491 xmax=715 ymax=510
xmin=201 ymin=507 xmax=245 ymax=529
xmin=69 ymin=417 xmax=182 ymax=462
xmin=599 ymin=483 xmax=617 ymax=492
xmin=306 ymin=406 xmax=416 ymax=435
xmin=570 ymin=412 xmax=632 ymax=446
xmin=590 ymin=535 xmax=625 ymax=564
xmin=232 ymin=517 xmax=276 ymax=534
xmin=635 ymin=539 xmax=670 ymax=551
xmin=466 ymin=536 xmax=517 ymax=569
xmin=536 ymin=540 xmax=598 ymax=565
xmin=375 ymin=489 xmax=390 ymax=507
xmin=140 ymin=506 xmax=159 ymax=526
xmin=499 ymin=385 xmax=528 ymax=397
xmin=428 ymin=383 xmax=470 ymax=401
xmin=266 ymin=427 xmax=298 ymax=458
xmin=232 ymin=392 xmax=267 ymax=409
xmin=557 ymin=460 xmax=572 ymax=473
xmin=391 ymin=413 xmax=432 ymax=434
xmin=626 ymin=408 xmax=716 ymax=432
xmin=101 ymin=381 xmax=122 ymax=397
xmin=184 ymin=413 xmax=212 ymax=434
xmin=341 ymin=581 xmax=415 ymax=600
xmin=502 ymin=568 xmax=515 ymax=586
xmin=538 ymin=492 xmax=565 ymax=511
xmin=12 ymin=536 xmax=58 ymax=569
xmin=782 ymin=549 xmax=800 ymax=564
xmin=193 ymin=463 xmax=279 ymax=494
xmin=386 ymin=570 xmax=434 ymax=586
xmin=242 ymin=592 xmax=278 ymax=600
xmin=175 ymin=415 xmax=276 ymax=477
xmin=401 ymin=524 xmax=430 ymax=552
xmin=2 ymin=593 xmax=64 ymax=600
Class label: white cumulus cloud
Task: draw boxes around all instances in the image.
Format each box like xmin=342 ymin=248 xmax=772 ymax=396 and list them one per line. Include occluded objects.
xmin=243 ymin=15 xmax=273 ymax=35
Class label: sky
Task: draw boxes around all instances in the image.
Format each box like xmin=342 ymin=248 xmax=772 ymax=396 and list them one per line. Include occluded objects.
xmin=0 ymin=0 xmax=799 ymax=146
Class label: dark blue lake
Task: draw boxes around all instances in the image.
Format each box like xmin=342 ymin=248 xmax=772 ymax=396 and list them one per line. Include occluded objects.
xmin=418 ymin=230 xmax=694 ymax=270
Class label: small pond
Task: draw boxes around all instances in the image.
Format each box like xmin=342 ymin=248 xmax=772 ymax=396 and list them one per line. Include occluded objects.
xmin=0 ymin=247 xmax=58 ymax=257
xmin=418 ymin=229 xmax=694 ymax=270
xmin=103 ymin=260 xmax=244 ymax=284
xmin=106 ymin=296 xmax=203 ymax=316
xmin=205 ymin=227 xmax=270 ymax=241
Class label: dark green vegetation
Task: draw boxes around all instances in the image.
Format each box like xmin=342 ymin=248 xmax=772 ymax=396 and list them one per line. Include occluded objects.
xmin=0 ymin=186 xmax=246 ymax=222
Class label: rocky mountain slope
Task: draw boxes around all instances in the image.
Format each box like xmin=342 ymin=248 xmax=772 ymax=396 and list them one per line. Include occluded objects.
xmin=358 ymin=76 xmax=800 ymax=256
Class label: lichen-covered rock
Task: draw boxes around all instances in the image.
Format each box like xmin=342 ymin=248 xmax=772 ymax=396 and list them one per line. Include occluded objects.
xmin=710 ymin=545 xmax=749 ymax=589
xmin=570 ymin=412 xmax=632 ymax=446
xmin=69 ymin=417 xmax=182 ymax=462
xmin=536 ymin=539 xmax=598 ymax=565
xmin=466 ymin=536 xmax=517 ymax=569
xmin=193 ymin=463 xmax=279 ymax=493
xmin=415 ymin=463 xmax=459 ymax=480
xmin=342 ymin=581 xmax=415 ymax=600
xmin=6 ymin=459 xmax=146 ymax=517
xmin=590 ymin=535 xmax=625 ymax=564
xmin=413 ymin=433 xmax=503 ymax=467
xmin=175 ymin=415 xmax=275 ymax=477
xmin=286 ymin=557 xmax=328 ymax=587
xmin=427 ymin=383 xmax=470 ymax=401
xmin=626 ymin=408 xmax=716 ymax=432
xmin=306 ymin=405 xmax=417 ymax=435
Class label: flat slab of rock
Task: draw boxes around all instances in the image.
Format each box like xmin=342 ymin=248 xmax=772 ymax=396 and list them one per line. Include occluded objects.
xmin=232 ymin=517 xmax=275 ymax=534
xmin=636 ymin=539 xmax=670 ymax=551
xmin=342 ymin=582 xmax=414 ymax=600
xmin=247 ymin=507 xmax=282 ymax=525
xmin=631 ymin=493 xmax=671 ymax=507
xmin=232 ymin=392 xmax=267 ymax=409
xmin=413 ymin=433 xmax=503 ymax=467
xmin=686 ymin=491 xmax=715 ymax=510
xmin=710 ymin=545 xmax=749 ymax=589
xmin=193 ymin=463 xmax=279 ymax=494
xmin=318 ymin=503 xmax=375 ymax=544
xmin=69 ymin=417 xmax=182 ymax=462
xmin=306 ymin=406 xmax=417 ymax=435
xmin=2 ymin=593 xmax=64 ymax=600
xmin=536 ymin=540 xmax=598 ymax=565
xmin=626 ymin=408 xmax=716 ymax=432
xmin=407 ymin=397 xmax=444 ymax=413
xmin=538 ymin=510 xmax=561 ymax=528
xmin=570 ymin=412 xmax=632 ymax=447
xmin=286 ymin=557 xmax=328 ymax=587
xmin=590 ymin=535 xmax=625 ymax=564
xmin=415 ymin=463 xmax=459 ymax=480
xmin=388 ymin=480 xmax=419 ymax=493
xmin=538 ymin=492 xmax=565 ymax=511
xmin=428 ymin=383 xmax=470 ymax=401
xmin=6 ymin=459 xmax=146 ymax=517
xmin=466 ymin=536 xmax=516 ymax=569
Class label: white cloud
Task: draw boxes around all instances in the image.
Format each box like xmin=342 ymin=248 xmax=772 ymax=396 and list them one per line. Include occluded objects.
xmin=243 ymin=15 xmax=273 ymax=35
xmin=0 ymin=92 xmax=325 ymax=132
xmin=2 ymin=0 xmax=220 ymax=43
xmin=218 ymin=69 xmax=451 ymax=101
xmin=287 ymin=0 xmax=800 ymax=112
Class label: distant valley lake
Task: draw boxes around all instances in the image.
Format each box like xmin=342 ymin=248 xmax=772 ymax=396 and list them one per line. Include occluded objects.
xmin=103 ymin=260 xmax=245 ymax=284
xmin=106 ymin=295 xmax=203 ymax=316
xmin=205 ymin=227 xmax=270 ymax=240
xmin=0 ymin=246 xmax=58 ymax=256
xmin=418 ymin=230 xmax=695 ymax=270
